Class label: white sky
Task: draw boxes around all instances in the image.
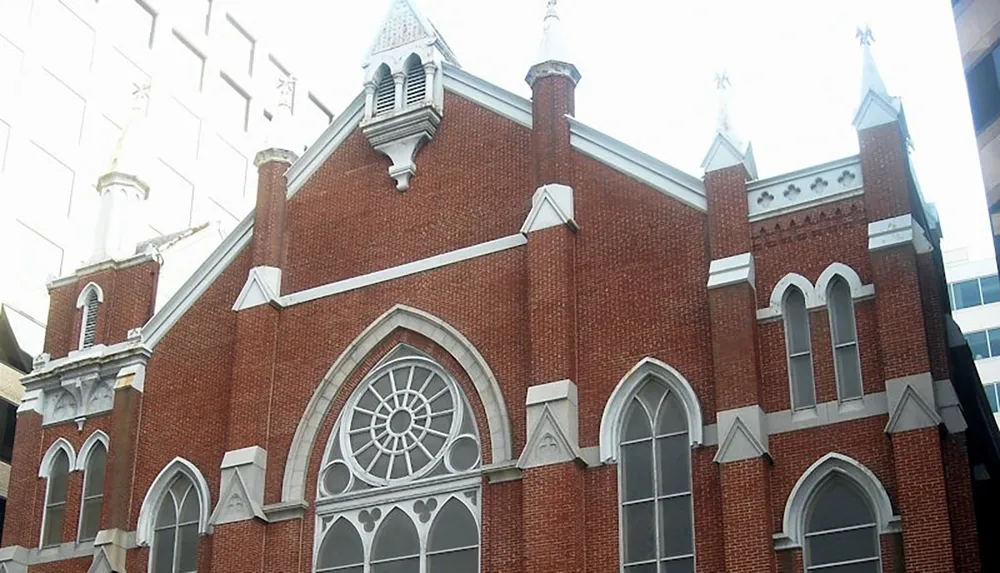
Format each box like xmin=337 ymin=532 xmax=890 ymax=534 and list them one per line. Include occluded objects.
xmin=239 ymin=0 xmax=993 ymax=260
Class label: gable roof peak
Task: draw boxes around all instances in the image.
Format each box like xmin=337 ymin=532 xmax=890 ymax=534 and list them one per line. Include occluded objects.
xmin=364 ymin=0 xmax=459 ymax=69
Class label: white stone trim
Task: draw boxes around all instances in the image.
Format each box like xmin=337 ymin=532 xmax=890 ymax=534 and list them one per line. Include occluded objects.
xmin=707 ymin=253 xmax=755 ymax=290
xmin=46 ymin=253 xmax=160 ymax=291
xmin=142 ymin=214 xmax=253 ymax=348
xmin=757 ymin=263 xmax=874 ymax=321
xmin=211 ymin=446 xmax=267 ymax=526
xmin=853 ymin=90 xmax=902 ymax=130
xmin=868 ymin=214 xmax=932 ymax=254
xmin=443 ymin=63 xmax=532 ymax=128
xmin=39 ymin=438 xmax=76 ymax=478
xmin=136 ymin=457 xmax=212 ymax=546
xmin=519 ymin=380 xmax=582 ymax=469
xmin=746 ymin=155 xmax=862 ymax=222
xmin=599 ymin=357 xmax=704 ymax=463
xmin=567 ymin=117 xmax=707 ymax=212
xmin=933 ymin=379 xmax=967 ymax=434
xmin=520 ymin=184 xmax=576 ymax=233
xmin=282 ymin=304 xmax=513 ymax=503
xmin=281 ymin=235 xmax=526 ymax=308
xmin=76 ymin=283 xmax=105 ymax=307
xmin=765 ymin=392 xmax=889 ymax=436
xmin=701 ymin=131 xmax=757 ymax=179
xmin=778 ymin=453 xmax=899 ymax=549
xmin=714 ymin=405 xmax=768 ymax=464
xmin=286 ymin=92 xmax=366 ymax=199
xmin=232 ymin=266 xmax=282 ymax=311
xmin=75 ymin=430 xmax=109 ymax=471
xmin=884 ymin=373 xmax=941 ymax=434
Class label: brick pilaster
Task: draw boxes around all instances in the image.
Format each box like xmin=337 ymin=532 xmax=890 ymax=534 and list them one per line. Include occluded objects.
xmin=528 ymin=73 xmax=575 ymax=188
xmin=250 ymin=155 xmax=291 ymax=269
xmin=527 ymin=225 xmax=576 ymax=385
xmin=104 ymin=379 xmax=143 ymax=531
xmin=721 ymin=458 xmax=776 ymax=572
xmin=3 ymin=411 xmax=40 ymax=547
xmin=521 ymin=463 xmax=584 ymax=573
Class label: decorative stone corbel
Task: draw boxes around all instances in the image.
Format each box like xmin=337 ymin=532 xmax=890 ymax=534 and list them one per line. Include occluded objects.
xmin=361 ymin=105 xmax=442 ymax=192
xmin=88 ymin=529 xmax=131 ymax=573
xmin=884 ymin=373 xmax=941 ymax=434
xmin=232 ymin=266 xmax=282 ymax=311
xmin=714 ymin=405 xmax=769 ymax=464
xmin=520 ymin=184 xmax=577 ymax=233
xmin=211 ymin=446 xmax=267 ymax=525
xmin=517 ymin=380 xmax=583 ymax=469
xmin=707 ymin=252 xmax=755 ymax=290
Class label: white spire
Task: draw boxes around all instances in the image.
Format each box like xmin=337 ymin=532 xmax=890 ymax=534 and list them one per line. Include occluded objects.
xmin=857 ymin=26 xmax=888 ymax=100
xmin=702 ymin=72 xmax=756 ymax=177
xmin=107 ymin=82 xmax=153 ymax=179
xmin=90 ymin=83 xmax=152 ymax=263
xmin=536 ymin=0 xmax=571 ymax=64
xmin=715 ymin=71 xmax=738 ymax=142
xmin=257 ymin=74 xmax=300 ymax=164
xmin=852 ymin=26 xmax=903 ymax=131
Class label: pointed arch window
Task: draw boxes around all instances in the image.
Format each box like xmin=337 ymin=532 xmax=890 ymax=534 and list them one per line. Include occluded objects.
xmin=618 ymin=378 xmax=694 ymax=573
xmin=374 ymin=65 xmax=395 ymax=117
xmin=314 ymin=349 xmax=482 ymax=573
xmin=151 ymin=475 xmax=201 ymax=573
xmin=78 ymin=441 xmax=107 ymax=542
xmin=828 ymin=276 xmax=863 ymax=401
xmin=784 ymin=286 xmax=816 ymax=410
xmin=404 ymin=55 xmax=426 ymax=106
xmin=804 ymin=476 xmax=880 ymax=572
xmin=77 ymin=283 xmax=104 ymax=350
xmin=41 ymin=449 xmax=71 ymax=547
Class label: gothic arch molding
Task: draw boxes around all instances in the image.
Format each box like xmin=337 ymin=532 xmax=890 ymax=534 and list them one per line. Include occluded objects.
xmin=75 ymin=430 xmax=109 ymax=471
xmin=599 ymin=357 xmax=704 ymax=463
xmin=136 ymin=457 xmax=212 ymax=546
xmin=39 ymin=438 xmax=76 ymax=478
xmin=780 ymin=452 xmax=898 ymax=547
xmin=815 ymin=262 xmax=871 ymax=305
xmin=281 ymin=304 xmax=513 ymax=503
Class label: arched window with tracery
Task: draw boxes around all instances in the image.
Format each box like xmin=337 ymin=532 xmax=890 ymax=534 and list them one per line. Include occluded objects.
xmin=314 ymin=347 xmax=482 ymax=573
xmin=618 ymin=377 xmax=694 ymax=573
xmin=40 ymin=443 xmax=73 ymax=547
xmin=804 ymin=475 xmax=880 ymax=572
xmin=151 ymin=474 xmax=201 ymax=573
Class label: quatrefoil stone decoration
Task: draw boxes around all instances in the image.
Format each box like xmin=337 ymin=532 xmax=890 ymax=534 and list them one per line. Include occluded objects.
xmin=810 ymin=177 xmax=829 ymax=192
xmin=757 ymin=191 xmax=775 ymax=207
xmin=359 ymin=507 xmax=383 ymax=532
xmin=837 ymin=169 xmax=856 ymax=186
xmin=414 ymin=498 xmax=439 ymax=523
xmin=783 ymin=184 xmax=801 ymax=199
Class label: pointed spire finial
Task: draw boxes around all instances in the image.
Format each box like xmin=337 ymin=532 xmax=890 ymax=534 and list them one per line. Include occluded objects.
xmin=715 ymin=71 xmax=731 ymax=91
xmin=852 ymin=24 xmax=902 ymax=130
xmin=256 ymin=74 xmax=300 ymax=165
xmin=536 ymin=0 xmax=571 ymax=65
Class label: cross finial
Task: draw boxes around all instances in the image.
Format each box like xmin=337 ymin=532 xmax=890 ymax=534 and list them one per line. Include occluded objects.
xmin=277 ymin=74 xmax=297 ymax=110
xmin=130 ymin=81 xmax=151 ymax=113
xmin=856 ymin=26 xmax=874 ymax=46
xmin=715 ymin=71 xmax=730 ymax=91
xmin=547 ymin=0 xmax=557 ymax=9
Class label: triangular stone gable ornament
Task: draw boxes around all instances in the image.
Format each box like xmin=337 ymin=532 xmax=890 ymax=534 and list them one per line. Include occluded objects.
xmin=232 ymin=266 xmax=281 ymax=311
xmin=517 ymin=404 xmax=582 ymax=469
xmin=701 ymin=132 xmax=757 ymax=179
xmin=714 ymin=415 xmax=768 ymax=464
xmin=885 ymin=383 xmax=942 ymax=434
xmin=86 ymin=550 xmax=115 ymax=573
xmin=210 ymin=470 xmax=265 ymax=525
xmin=520 ymin=184 xmax=577 ymax=234
xmin=371 ymin=0 xmax=431 ymax=54
xmin=852 ymin=91 xmax=902 ymax=131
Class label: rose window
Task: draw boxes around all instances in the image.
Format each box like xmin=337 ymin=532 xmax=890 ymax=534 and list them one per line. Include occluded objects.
xmin=321 ymin=356 xmax=481 ymax=495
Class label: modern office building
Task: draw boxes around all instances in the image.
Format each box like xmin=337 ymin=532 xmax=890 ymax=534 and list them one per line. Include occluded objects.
xmin=954 ymin=0 xmax=1000 ymax=269
xmin=945 ymin=247 xmax=1000 ymax=423
xmin=0 ymin=0 xmax=334 ymax=355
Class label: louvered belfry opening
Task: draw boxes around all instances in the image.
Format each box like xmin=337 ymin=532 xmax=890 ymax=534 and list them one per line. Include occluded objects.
xmin=81 ymin=290 xmax=99 ymax=349
xmin=404 ymin=55 xmax=426 ymax=106
xmin=374 ymin=65 xmax=395 ymax=117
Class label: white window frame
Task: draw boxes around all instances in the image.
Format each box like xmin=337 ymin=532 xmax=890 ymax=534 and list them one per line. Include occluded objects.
xmin=76 ymin=430 xmax=110 ymax=543
xmin=76 ymin=282 xmax=104 ymax=350
xmin=826 ymin=276 xmax=864 ymax=403
xmin=39 ymin=438 xmax=77 ymax=548
xmin=137 ymin=457 xmax=212 ymax=565
xmin=802 ymin=478 xmax=882 ymax=572
xmin=614 ymin=377 xmax=696 ymax=573
xmin=782 ymin=286 xmax=816 ymax=412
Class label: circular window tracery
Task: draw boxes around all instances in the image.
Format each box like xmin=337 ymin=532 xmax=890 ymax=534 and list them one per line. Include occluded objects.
xmin=337 ymin=358 xmax=469 ymax=487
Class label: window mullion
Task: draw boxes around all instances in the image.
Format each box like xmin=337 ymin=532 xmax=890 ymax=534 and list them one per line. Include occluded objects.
xmin=652 ymin=433 xmax=661 ymax=566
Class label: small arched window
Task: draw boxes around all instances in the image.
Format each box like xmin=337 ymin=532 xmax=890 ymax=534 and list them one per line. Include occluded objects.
xmin=618 ymin=378 xmax=694 ymax=573
xmin=828 ymin=276 xmax=863 ymax=401
xmin=371 ymin=508 xmax=420 ymax=572
xmin=42 ymin=449 xmax=71 ymax=547
xmin=315 ymin=518 xmax=364 ymax=573
xmin=374 ymin=65 xmax=395 ymax=116
xmin=152 ymin=475 xmax=201 ymax=573
xmin=784 ymin=286 xmax=816 ymax=410
xmin=404 ymin=55 xmax=426 ymax=106
xmin=427 ymin=499 xmax=479 ymax=571
xmin=77 ymin=283 xmax=103 ymax=350
xmin=804 ymin=476 xmax=880 ymax=572
xmin=78 ymin=441 xmax=107 ymax=542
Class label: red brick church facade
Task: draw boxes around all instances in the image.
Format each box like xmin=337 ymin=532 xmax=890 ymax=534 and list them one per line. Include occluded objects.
xmin=2 ymin=2 xmax=998 ymax=572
